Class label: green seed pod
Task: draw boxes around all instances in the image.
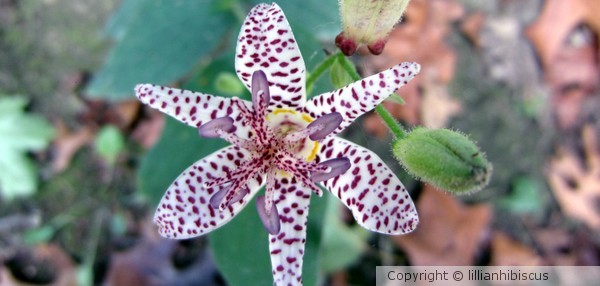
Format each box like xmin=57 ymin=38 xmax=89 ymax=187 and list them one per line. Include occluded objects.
xmin=393 ymin=128 xmax=492 ymax=194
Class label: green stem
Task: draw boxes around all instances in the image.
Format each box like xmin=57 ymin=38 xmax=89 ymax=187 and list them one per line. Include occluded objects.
xmin=306 ymin=53 xmax=339 ymax=94
xmin=335 ymin=53 xmax=407 ymax=139
xmin=375 ymin=105 xmax=406 ymax=139
xmin=335 ymin=52 xmax=360 ymax=81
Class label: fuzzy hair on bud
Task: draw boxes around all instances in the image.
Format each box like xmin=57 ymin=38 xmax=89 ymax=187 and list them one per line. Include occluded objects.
xmin=393 ymin=128 xmax=492 ymax=194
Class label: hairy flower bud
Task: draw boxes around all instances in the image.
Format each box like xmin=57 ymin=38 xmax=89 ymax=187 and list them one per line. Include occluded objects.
xmin=337 ymin=0 xmax=411 ymax=56
xmin=393 ymin=128 xmax=492 ymax=194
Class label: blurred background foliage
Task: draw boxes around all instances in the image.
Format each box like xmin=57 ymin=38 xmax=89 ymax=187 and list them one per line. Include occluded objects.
xmin=1 ymin=0 xmax=600 ymax=285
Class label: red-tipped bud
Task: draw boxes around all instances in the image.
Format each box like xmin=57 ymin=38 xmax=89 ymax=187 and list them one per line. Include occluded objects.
xmin=335 ymin=33 xmax=358 ymax=56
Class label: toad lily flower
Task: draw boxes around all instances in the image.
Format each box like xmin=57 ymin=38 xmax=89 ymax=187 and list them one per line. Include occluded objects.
xmin=135 ymin=3 xmax=419 ymax=285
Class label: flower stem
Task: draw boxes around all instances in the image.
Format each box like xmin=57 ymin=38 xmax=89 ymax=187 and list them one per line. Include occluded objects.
xmin=335 ymin=52 xmax=407 ymax=139
xmin=306 ymin=53 xmax=339 ymax=94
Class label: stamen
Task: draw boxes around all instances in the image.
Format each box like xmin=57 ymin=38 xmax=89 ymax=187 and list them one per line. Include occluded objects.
xmin=209 ymin=185 xmax=249 ymax=209
xmin=264 ymin=169 xmax=277 ymax=215
xmin=198 ymin=116 xmax=235 ymax=138
xmin=256 ymin=195 xmax=280 ymax=235
xmin=231 ymin=97 xmax=255 ymax=126
xmin=209 ymin=186 xmax=229 ymax=209
xmin=307 ymin=112 xmax=342 ymax=141
xmin=311 ymin=157 xmax=351 ymax=183
xmin=216 ymin=129 xmax=254 ymax=150
xmin=294 ymin=171 xmax=323 ymax=196
xmin=251 ymin=70 xmax=271 ymax=112
xmin=274 ymin=153 xmax=323 ymax=196
xmin=284 ymin=124 xmax=323 ymax=142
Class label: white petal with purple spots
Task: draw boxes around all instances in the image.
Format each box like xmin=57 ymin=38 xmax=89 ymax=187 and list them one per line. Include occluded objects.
xmin=303 ymin=62 xmax=420 ymax=138
xmin=235 ymin=3 xmax=306 ymax=112
xmin=154 ymin=145 xmax=264 ymax=239
xmin=268 ymin=175 xmax=310 ymax=286
xmin=317 ymin=137 xmax=418 ymax=234
xmin=135 ymin=84 xmax=252 ymax=138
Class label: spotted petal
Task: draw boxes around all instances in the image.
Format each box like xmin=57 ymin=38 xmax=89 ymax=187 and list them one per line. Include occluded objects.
xmin=135 ymin=84 xmax=252 ymax=138
xmin=303 ymin=62 xmax=420 ymax=138
xmin=317 ymin=137 xmax=418 ymax=234
xmin=154 ymin=145 xmax=264 ymax=239
xmin=268 ymin=175 xmax=311 ymax=286
xmin=235 ymin=3 xmax=306 ymax=111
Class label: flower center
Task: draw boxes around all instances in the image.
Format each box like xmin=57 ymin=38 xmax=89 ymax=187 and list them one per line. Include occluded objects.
xmin=197 ymin=70 xmax=350 ymax=235
xmin=266 ymin=108 xmax=319 ymax=162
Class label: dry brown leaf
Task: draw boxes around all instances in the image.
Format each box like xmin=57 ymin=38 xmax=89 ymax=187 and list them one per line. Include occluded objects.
xmin=420 ymin=80 xmax=461 ymax=129
xmin=547 ymin=125 xmax=600 ymax=229
xmin=551 ymin=88 xmax=589 ymax=130
xmin=105 ymin=219 xmax=215 ymax=286
xmin=115 ymin=100 xmax=141 ymax=129
xmin=533 ymin=228 xmax=575 ymax=265
xmin=546 ymin=34 xmax=600 ymax=93
xmin=51 ymin=120 xmax=94 ymax=173
xmin=0 ymin=245 xmax=76 ymax=286
xmin=131 ymin=109 xmax=164 ymax=149
xmin=490 ymin=231 xmax=542 ymax=266
xmin=461 ymin=12 xmax=486 ymax=47
xmin=393 ymin=185 xmax=491 ymax=265
xmin=526 ymin=0 xmax=600 ymax=68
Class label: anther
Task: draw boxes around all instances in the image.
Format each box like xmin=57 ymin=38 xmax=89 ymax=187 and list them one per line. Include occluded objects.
xmin=311 ymin=157 xmax=351 ymax=183
xmin=198 ymin=116 xmax=235 ymax=138
xmin=256 ymin=195 xmax=280 ymax=235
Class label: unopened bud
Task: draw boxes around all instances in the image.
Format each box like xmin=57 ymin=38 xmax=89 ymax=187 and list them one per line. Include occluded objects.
xmin=393 ymin=128 xmax=492 ymax=194
xmin=337 ymin=0 xmax=411 ymax=55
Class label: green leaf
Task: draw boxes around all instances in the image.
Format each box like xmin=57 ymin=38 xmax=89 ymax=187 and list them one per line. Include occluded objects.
xmin=0 ymin=151 xmax=37 ymax=198
xmin=24 ymin=225 xmax=55 ymax=245
xmin=385 ymin=93 xmax=406 ymax=105
xmin=499 ymin=176 xmax=543 ymax=214
xmin=0 ymin=96 xmax=55 ymax=200
xmin=94 ymin=125 xmax=125 ymax=164
xmin=214 ymin=72 xmax=246 ymax=96
xmin=103 ymin=0 xmax=145 ymax=40
xmin=320 ymin=194 xmax=368 ymax=273
xmin=330 ymin=58 xmax=354 ymax=89
xmin=266 ymin=0 xmax=340 ymax=37
xmin=87 ymin=0 xmax=235 ymax=100
xmin=0 ymin=96 xmax=28 ymax=115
